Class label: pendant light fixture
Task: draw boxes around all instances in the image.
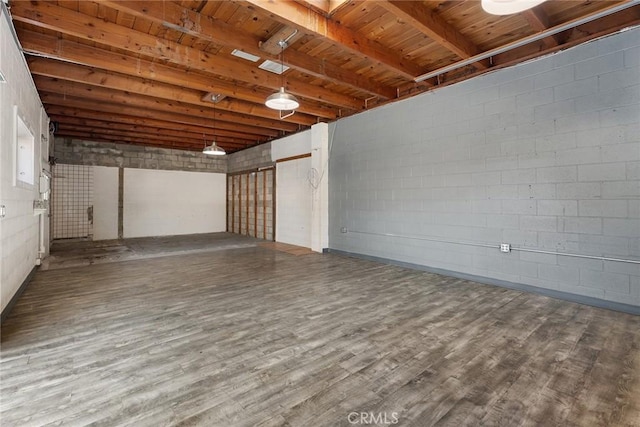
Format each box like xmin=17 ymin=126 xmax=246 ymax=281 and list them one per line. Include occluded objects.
xmin=203 ymin=96 xmax=226 ymax=156
xmin=265 ymin=40 xmax=299 ymax=118
xmin=481 ymin=0 xmax=547 ymax=15
xmin=202 ymin=141 xmax=225 ymax=156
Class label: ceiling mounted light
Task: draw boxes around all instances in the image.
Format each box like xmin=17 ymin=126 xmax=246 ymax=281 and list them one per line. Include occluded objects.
xmin=265 ymin=40 xmax=299 ymax=117
xmin=203 ymin=98 xmax=226 ymax=156
xmin=481 ymin=0 xmax=547 ymax=15
xmin=202 ymin=142 xmax=226 ymax=156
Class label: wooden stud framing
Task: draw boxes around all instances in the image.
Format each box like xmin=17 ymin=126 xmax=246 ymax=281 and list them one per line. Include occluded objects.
xmin=245 ymin=173 xmax=250 ymax=237
xmin=254 ymin=173 xmax=258 ymax=238
xmin=263 ymin=169 xmax=267 ymax=240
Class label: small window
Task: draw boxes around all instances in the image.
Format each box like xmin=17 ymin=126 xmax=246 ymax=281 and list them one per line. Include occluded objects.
xmin=15 ymin=108 xmax=35 ymax=185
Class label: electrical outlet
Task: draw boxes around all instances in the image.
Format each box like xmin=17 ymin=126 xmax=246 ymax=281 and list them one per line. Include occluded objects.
xmin=500 ymin=243 xmax=511 ymax=253
xmin=340 ymin=227 xmax=348 ymax=233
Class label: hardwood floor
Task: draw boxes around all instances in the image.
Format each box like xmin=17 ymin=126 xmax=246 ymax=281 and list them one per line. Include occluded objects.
xmin=2 ymin=234 xmax=639 ymax=426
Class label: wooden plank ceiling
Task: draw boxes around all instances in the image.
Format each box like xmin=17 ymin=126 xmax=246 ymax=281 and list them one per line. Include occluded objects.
xmin=8 ymin=0 xmax=640 ymax=153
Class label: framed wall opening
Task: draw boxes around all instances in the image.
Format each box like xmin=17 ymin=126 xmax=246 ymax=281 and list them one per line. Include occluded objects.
xmin=14 ymin=107 xmax=35 ymax=186
xmin=227 ymin=168 xmax=275 ymax=241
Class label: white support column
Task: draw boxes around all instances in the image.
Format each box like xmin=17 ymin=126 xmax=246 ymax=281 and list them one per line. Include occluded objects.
xmin=310 ymin=122 xmax=329 ymax=253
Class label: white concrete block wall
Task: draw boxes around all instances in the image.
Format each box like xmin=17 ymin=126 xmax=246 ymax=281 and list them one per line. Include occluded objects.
xmin=123 ymin=168 xmax=226 ymax=238
xmin=330 ymin=28 xmax=640 ymax=308
xmin=0 ymin=9 xmax=49 ymax=313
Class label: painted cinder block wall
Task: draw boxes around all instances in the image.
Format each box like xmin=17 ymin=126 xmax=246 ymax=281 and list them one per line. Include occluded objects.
xmin=329 ymin=28 xmax=640 ymax=308
xmin=54 ymin=138 xmax=227 ymax=173
xmin=0 ymin=9 xmax=50 ymax=313
xmin=227 ymin=142 xmax=273 ymax=173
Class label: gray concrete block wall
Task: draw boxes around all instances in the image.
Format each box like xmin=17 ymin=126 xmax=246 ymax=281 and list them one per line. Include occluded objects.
xmin=227 ymin=142 xmax=273 ymax=173
xmin=329 ymin=28 xmax=640 ymax=307
xmin=53 ymin=138 xmax=227 ymax=173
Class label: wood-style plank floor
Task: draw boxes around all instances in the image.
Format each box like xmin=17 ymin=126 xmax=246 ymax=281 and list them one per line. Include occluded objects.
xmin=2 ymin=234 xmax=639 ymax=426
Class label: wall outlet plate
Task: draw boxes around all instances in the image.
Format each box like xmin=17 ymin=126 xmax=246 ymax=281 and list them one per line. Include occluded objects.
xmin=340 ymin=227 xmax=348 ymax=233
xmin=500 ymin=243 xmax=511 ymax=253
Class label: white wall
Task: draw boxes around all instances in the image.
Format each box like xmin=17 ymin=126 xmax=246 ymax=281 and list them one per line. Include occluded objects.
xmin=271 ymin=131 xmax=311 ymax=161
xmin=276 ymin=157 xmax=313 ymax=247
xmin=311 ymin=123 xmax=329 ymax=252
xmin=123 ymin=168 xmax=226 ymax=238
xmin=0 ymin=6 xmax=49 ymax=313
xmin=92 ymin=166 xmax=119 ymax=240
xmin=271 ymin=124 xmax=330 ymax=251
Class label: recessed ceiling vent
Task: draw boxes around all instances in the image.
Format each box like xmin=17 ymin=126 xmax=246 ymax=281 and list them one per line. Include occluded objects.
xmin=259 ymin=60 xmax=290 ymax=75
xmin=231 ymin=49 xmax=260 ymax=62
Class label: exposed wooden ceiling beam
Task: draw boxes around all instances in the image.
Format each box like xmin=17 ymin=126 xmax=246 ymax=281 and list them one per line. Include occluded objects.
xmin=46 ymin=106 xmax=252 ymax=141
xmin=56 ymin=124 xmax=210 ymax=147
xmin=243 ymin=0 xmax=424 ymax=79
xmin=27 ymin=57 xmax=316 ymax=128
xmin=397 ymin=7 xmax=640 ymax=103
xmin=10 ymin=1 xmax=363 ymax=110
xmin=39 ymin=92 xmax=277 ymax=142
xmin=55 ymin=123 xmax=247 ymax=148
xmin=376 ymin=1 xmax=490 ymax=70
xmin=50 ymin=115 xmax=248 ymax=146
xmin=328 ymin=0 xmax=351 ymax=16
xmin=98 ymin=0 xmax=395 ymax=99
xmin=18 ymin=29 xmax=337 ymax=120
xmin=522 ymin=8 xmax=561 ymax=48
xmin=53 ymin=130 xmax=217 ymax=152
xmin=493 ymin=7 xmax=640 ymax=67
xmin=299 ymin=0 xmax=331 ymax=15
xmin=33 ymin=76 xmax=295 ymax=135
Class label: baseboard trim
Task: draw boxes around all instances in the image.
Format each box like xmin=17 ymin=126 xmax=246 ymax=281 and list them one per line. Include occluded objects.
xmin=1 ymin=266 xmax=37 ymax=322
xmin=327 ymin=249 xmax=640 ymax=316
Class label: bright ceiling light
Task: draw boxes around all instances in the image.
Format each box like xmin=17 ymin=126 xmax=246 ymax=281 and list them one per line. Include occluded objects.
xmin=202 ymin=96 xmax=226 ymax=156
xmin=265 ymin=40 xmax=299 ymax=114
xmin=265 ymin=87 xmax=300 ymax=111
xmin=202 ymin=142 xmax=226 ymax=156
xmin=481 ymin=0 xmax=547 ymax=15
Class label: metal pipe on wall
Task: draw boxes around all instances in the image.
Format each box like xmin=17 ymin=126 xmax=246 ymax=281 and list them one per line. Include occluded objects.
xmin=346 ymin=229 xmax=640 ymax=265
